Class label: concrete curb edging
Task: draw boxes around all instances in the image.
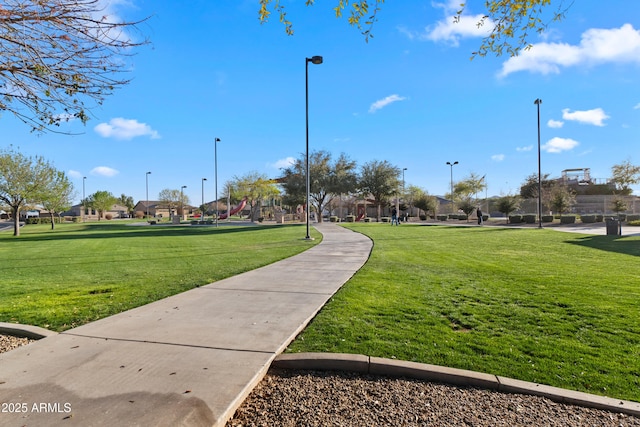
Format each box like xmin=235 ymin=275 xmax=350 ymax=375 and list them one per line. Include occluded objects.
xmin=0 ymin=322 xmax=58 ymax=339
xmin=272 ymin=352 xmax=640 ymax=418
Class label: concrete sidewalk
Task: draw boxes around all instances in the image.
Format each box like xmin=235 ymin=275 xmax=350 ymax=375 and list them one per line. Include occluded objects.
xmin=0 ymin=223 xmax=372 ymax=427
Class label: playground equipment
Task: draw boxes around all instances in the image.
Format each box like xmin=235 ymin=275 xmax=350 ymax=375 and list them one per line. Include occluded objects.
xmin=218 ymin=197 xmax=247 ymax=220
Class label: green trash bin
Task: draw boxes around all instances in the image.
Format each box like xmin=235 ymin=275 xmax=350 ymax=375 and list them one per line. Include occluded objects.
xmin=606 ymin=218 xmax=621 ymax=236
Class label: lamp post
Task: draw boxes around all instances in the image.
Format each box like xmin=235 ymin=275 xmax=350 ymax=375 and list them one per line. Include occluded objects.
xmin=401 ymin=167 xmax=407 ymax=220
xmin=201 ymin=177 xmax=207 ymax=222
xmin=82 ymin=176 xmax=86 ymax=222
xmin=180 ymin=185 xmax=187 ymax=221
xmin=305 ymin=55 xmax=323 ymax=240
xmin=214 ymin=137 xmax=221 ymax=227
xmin=446 ymin=161 xmax=458 ymax=213
xmin=534 ymin=98 xmax=543 ymax=229
xmin=146 ymin=171 xmax=151 ymax=219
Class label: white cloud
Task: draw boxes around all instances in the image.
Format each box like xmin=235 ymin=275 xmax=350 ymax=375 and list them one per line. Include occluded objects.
xmin=634 ymin=103 xmax=640 ymax=110
xmin=562 ymin=108 xmax=610 ymax=126
xmin=421 ymin=13 xmax=493 ymax=46
xmin=547 ymin=119 xmax=564 ymax=128
xmin=542 ymin=137 xmax=579 ymax=153
xmin=94 ymin=118 xmax=160 ymax=140
xmin=91 ymin=166 xmax=119 ymax=177
xmin=270 ymin=157 xmax=296 ymax=170
xmin=517 ymin=145 xmax=533 ymax=152
xmin=369 ymin=94 xmax=406 ymax=113
xmin=68 ymin=170 xmax=83 ymax=179
xmin=499 ymin=24 xmax=640 ymax=77
xmin=491 ymin=154 xmax=505 ymax=162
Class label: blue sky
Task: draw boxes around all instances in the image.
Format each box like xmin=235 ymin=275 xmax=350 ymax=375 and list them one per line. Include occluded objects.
xmin=4 ymin=0 xmax=640 ymax=205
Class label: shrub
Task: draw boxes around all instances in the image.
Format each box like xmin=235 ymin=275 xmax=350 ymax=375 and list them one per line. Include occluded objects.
xmin=381 ymin=217 xmax=390 ymax=223
xmin=105 ymin=214 xmax=113 ymax=220
xmin=482 ymin=214 xmax=490 ymax=221
xmin=580 ymin=215 xmax=597 ymax=223
xmin=542 ymin=215 xmax=554 ymax=223
xmin=509 ymin=215 xmax=523 ymax=224
xmin=560 ymin=215 xmax=576 ymax=224
xmin=596 ymin=214 xmax=604 ymax=222
xmin=626 ymin=214 xmax=640 ymax=222
xmin=330 ymin=216 xmax=339 ymax=223
xmin=523 ymin=214 xmax=536 ymax=224
xmin=436 ymin=215 xmax=448 ymax=221
xmin=419 ymin=214 xmax=427 ymax=221
xmin=617 ymin=213 xmax=627 ymax=222
xmin=363 ymin=217 xmax=371 ymax=222
xmin=628 ymin=220 xmax=640 ymax=226
xmin=345 ymin=215 xmax=355 ymax=222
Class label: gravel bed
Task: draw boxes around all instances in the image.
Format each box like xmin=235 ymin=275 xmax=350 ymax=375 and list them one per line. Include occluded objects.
xmin=0 ymin=333 xmax=34 ymax=354
xmin=227 ymin=369 xmax=640 ymax=427
xmin=3 ymin=336 xmax=638 ymax=426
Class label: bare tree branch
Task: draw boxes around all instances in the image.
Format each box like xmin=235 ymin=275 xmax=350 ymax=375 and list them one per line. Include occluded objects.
xmin=0 ymin=0 xmax=149 ymax=133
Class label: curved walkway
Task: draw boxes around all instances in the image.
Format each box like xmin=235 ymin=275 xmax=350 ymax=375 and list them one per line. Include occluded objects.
xmin=0 ymin=223 xmax=372 ymax=427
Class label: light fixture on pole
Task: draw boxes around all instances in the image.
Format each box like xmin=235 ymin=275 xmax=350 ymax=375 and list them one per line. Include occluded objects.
xmin=446 ymin=161 xmax=458 ymax=213
xmin=180 ymin=185 xmax=187 ymax=221
xmin=214 ymin=137 xmax=221 ymax=227
xmin=82 ymin=176 xmax=86 ymax=222
xmin=201 ymin=177 xmax=207 ymax=223
xmin=305 ymin=55 xmax=323 ymax=240
xmin=146 ymin=171 xmax=151 ymax=219
xmin=534 ymin=98 xmax=543 ymax=229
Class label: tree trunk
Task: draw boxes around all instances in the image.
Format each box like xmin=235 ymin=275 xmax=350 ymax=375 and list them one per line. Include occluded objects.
xmin=12 ymin=206 xmax=20 ymax=236
xmin=50 ymin=213 xmax=56 ymax=230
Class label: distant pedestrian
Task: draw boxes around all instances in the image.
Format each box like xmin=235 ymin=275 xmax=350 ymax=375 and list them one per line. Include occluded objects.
xmin=391 ymin=207 xmax=399 ymax=226
xmin=477 ymin=207 xmax=483 ymax=225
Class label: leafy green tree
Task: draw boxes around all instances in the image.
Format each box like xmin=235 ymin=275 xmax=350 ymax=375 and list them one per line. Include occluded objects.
xmin=0 ymin=0 xmax=148 ymax=133
xmin=454 ymin=172 xmax=487 ymax=201
xmin=258 ymin=0 xmax=571 ymax=56
xmin=358 ymin=160 xmax=400 ymax=221
xmin=0 ymin=147 xmax=59 ymax=236
xmin=87 ymin=191 xmax=117 ymax=220
xmin=281 ymin=150 xmax=357 ymax=222
xmin=611 ymin=197 xmax=628 ymax=217
xmin=118 ymin=194 xmax=135 ymax=217
xmin=610 ymin=160 xmax=640 ymax=196
xmin=496 ymin=194 xmax=521 ymax=222
xmin=41 ymin=171 xmax=74 ymax=230
xmin=231 ymin=172 xmax=280 ymax=221
xmin=414 ymin=191 xmax=438 ymax=218
xmin=457 ymin=197 xmax=476 ymax=222
xmin=549 ymin=184 xmax=576 ymax=215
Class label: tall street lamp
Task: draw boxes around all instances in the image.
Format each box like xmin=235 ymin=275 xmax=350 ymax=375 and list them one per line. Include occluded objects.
xmin=146 ymin=171 xmax=151 ymax=219
xmin=180 ymin=185 xmax=187 ymax=221
xmin=446 ymin=161 xmax=458 ymax=213
xmin=534 ymin=98 xmax=543 ymax=229
xmin=82 ymin=176 xmax=86 ymax=222
xmin=201 ymin=177 xmax=207 ymax=222
xmin=214 ymin=137 xmax=221 ymax=227
xmin=401 ymin=167 xmax=407 ymax=220
xmin=305 ymin=55 xmax=323 ymax=240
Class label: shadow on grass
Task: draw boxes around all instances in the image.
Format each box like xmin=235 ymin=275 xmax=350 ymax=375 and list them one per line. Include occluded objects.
xmin=567 ymin=234 xmax=640 ymax=257
xmin=2 ymin=222 xmax=307 ymax=243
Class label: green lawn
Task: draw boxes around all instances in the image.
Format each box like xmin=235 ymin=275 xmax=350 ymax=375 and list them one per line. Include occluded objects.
xmin=3 ymin=220 xmax=639 ymax=402
xmin=286 ymin=223 xmax=640 ymax=402
xmin=0 ymin=221 xmax=320 ymax=331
